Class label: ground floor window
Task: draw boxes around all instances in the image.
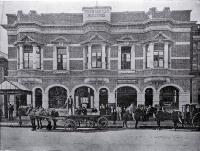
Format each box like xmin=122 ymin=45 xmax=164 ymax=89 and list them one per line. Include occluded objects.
xmin=74 ymin=86 xmax=94 ymax=109
xmin=116 ymin=86 xmax=137 ymax=108
xmin=159 ymin=86 xmax=179 ymax=109
xmin=49 ymin=86 xmax=67 ymax=108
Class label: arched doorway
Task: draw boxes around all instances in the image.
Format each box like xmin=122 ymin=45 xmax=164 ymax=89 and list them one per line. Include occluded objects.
xmin=99 ymin=88 xmax=108 ymax=108
xmin=74 ymin=86 xmax=94 ymax=109
xmin=159 ymin=86 xmax=179 ymax=109
xmin=145 ymin=88 xmax=153 ymax=106
xmin=116 ymin=86 xmax=137 ymax=108
xmin=35 ymin=88 xmax=42 ymax=108
xmin=49 ymin=86 xmax=67 ymax=108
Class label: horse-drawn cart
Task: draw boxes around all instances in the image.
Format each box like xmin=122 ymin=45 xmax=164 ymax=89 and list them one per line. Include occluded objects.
xmin=37 ymin=114 xmax=110 ymax=131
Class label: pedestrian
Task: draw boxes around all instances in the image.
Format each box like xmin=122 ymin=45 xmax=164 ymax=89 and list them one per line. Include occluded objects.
xmin=8 ymin=104 xmax=14 ymax=120
xmin=67 ymin=95 xmax=73 ymax=115
xmin=116 ymin=105 xmax=122 ymax=121
xmin=112 ymin=108 xmax=117 ymax=124
xmin=122 ymin=111 xmax=129 ymax=128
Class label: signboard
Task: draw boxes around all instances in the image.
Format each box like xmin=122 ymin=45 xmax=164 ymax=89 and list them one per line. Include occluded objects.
xmin=117 ymin=79 xmax=138 ymax=84
xmin=82 ymin=6 xmax=111 ymax=22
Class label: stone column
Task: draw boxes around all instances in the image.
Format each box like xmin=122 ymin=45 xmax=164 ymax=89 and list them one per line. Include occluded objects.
xmin=83 ymin=47 xmax=86 ymax=70
xmin=108 ymin=92 xmax=115 ymax=104
xmin=53 ymin=46 xmax=57 ymax=70
xmin=27 ymin=94 xmax=32 ymax=105
xmin=118 ymin=45 xmax=121 ymax=70
xmin=131 ymin=44 xmax=135 ymax=70
xmin=88 ymin=45 xmax=92 ymax=69
xmin=102 ymin=44 xmax=106 ymax=69
xmin=41 ymin=47 xmax=44 ymax=70
xmin=32 ymin=44 xmax=37 ymax=69
xmin=153 ymin=92 xmax=160 ymax=107
xmin=143 ymin=45 xmax=146 ymax=70
xmin=149 ymin=43 xmax=154 ymax=68
xmin=164 ymin=42 xmax=169 ymax=68
xmin=66 ymin=45 xmax=70 ymax=70
xmin=108 ymin=46 xmax=111 ymax=69
xmin=179 ymin=92 xmax=190 ymax=111
xmin=94 ymin=92 xmax=99 ymax=111
xmin=42 ymin=92 xmax=49 ymax=108
xmin=19 ymin=44 xmax=23 ymax=69
xmin=137 ymin=92 xmax=145 ymax=105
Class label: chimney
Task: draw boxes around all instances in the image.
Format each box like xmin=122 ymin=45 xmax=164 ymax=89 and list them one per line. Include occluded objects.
xmin=163 ymin=7 xmax=170 ymax=17
xmin=17 ymin=10 xmax=23 ymax=21
xmin=148 ymin=7 xmax=157 ymax=18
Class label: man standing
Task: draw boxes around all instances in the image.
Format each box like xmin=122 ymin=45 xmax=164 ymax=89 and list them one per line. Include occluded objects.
xmin=116 ymin=105 xmax=122 ymax=121
xmin=8 ymin=104 xmax=14 ymax=120
xmin=68 ymin=95 xmax=73 ymax=115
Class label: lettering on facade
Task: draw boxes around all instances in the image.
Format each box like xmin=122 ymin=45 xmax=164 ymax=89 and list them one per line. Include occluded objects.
xmin=117 ymin=79 xmax=138 ymax=84
xmin=19 ymin=78 xmax=42 ymax=84
xmin=83 ymin=7 xmax=111 ymax=22
xmin=84 ymin=78 xmax=109 ymax=84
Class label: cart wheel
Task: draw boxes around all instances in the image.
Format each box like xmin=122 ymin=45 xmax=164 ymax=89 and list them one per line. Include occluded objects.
xmin=64 ymin=119 xmax=77 ymax=131
xmin=97 ymin=117 xmax=108 ymax=129
xmin=87 ymin=120 xmax=95 ymax=127
xmin=192 ymin=112 xmax=200 ymax=128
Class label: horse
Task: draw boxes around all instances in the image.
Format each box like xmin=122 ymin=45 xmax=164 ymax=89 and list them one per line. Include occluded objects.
xmin=155 ymin=109 xmax=183 ymax=130
xmin=34 ymin=108 xmax=59 ymax=130
xmin=26 ymin=106 xmax=37 ymax=131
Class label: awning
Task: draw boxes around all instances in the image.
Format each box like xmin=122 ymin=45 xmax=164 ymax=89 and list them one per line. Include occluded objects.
xmin=0 ymin=80 xmax=32 ymax=95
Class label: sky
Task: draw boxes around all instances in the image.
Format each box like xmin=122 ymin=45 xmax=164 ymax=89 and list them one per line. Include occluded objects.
xmin=0 ymin=0 xmax=200 ymax=54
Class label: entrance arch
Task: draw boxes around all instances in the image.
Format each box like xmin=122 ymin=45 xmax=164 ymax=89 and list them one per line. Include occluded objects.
xmin=74 ymin=86 xmax=94 ymax=109
xmin=35 ymin=88 xmax=42 ymax=108
xmin=99 ymin=88 xmax=108 ymax=108
xmin=48 ymin=86 xmax=67 ymax=108
xmin=159 ymin=86 xmax=179 ymax=109
xmin=116 ymin=86 xmax=137 ymax=108
xmin=145 ymin=88 xmax=153 ymax=106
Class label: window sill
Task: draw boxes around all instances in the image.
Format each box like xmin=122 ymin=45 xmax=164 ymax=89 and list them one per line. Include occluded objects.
xmin=118 ymin=70 xmax=135 ymax=73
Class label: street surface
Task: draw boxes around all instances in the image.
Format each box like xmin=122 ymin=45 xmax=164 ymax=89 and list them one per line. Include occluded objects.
xmin=0 ymin=127 xmax=200 ymax=151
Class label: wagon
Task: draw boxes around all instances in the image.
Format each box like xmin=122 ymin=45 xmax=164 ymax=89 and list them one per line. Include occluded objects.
xmin=182 ymin=103 xmax=200 ymax=128
xmin=37 ymin=114 xmax=111 ymax=131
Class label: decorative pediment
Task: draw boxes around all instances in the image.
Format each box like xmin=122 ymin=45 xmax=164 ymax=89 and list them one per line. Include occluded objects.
xmin=117 ymin=35 xmax=137 ymax=44
xmin=89 ymin=33 xmax=106 ymax=42
xmin=142 ymin=32 xmax=174 ymax=44
xmin=51 ymin=36 xmax=70 ymax=45
xmin=14 ymin=34 xmax=43 ymax=46
xmin=154 ymin=32 xmax=171 ymax=41
xmin=81 ymin=33 xmax=112 ymax=44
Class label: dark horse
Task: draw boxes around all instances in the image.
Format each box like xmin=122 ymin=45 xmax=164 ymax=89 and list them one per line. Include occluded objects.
xmin=18 ymin=105 xmax=59 ymax=130
xmin=134 ymin=107 xmax=182 ymax=130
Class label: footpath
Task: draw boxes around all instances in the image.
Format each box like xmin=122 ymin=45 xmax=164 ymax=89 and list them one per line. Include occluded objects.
xmin=0 ymin=117 xmax=188 ymax=129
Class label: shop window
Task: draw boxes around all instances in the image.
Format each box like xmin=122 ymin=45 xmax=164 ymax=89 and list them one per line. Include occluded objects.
xmin=57 ymin=47 xmax=67 ymax=70
xmin=23 ymin=45 xmax=33 ymax=69
xmin=154 ymin=43 xmax=164 ymax=68
xmin=121 ymin=46 xmax=131 ymax=70
xmin=92 ymin=45 xmax=102 ymax=68
xmin=35 ymin=48 xmax=41 ymax=69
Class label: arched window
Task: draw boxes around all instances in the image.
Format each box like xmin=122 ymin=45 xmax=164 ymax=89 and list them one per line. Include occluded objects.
xmin=74 ymin=86 xmax=94 ymax=109
xmin=49 ymin=86 xmax=67 ymax=108
xmin=160 ymin=86 xmax=179 ymax=109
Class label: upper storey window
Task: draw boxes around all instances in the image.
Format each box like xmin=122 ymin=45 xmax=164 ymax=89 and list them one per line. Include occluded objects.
xmin=153 ymin=43 xmax=164 ymax=68
xmin=121 ymin=46 xmax=131 ymax=70
xmin=91 ymin=45 xmax=102 ymax=68
xmin=23 ymin=45 xmax=33 ymax=69
xmin=57 ymin=47 xmax=67 ymax=70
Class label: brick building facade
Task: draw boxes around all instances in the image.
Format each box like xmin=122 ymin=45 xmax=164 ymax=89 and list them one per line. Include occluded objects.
xmin=1 ymin=6 xmax=196 ymax=114
xmin=191 ymin=24 xmax=200 ymax=107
